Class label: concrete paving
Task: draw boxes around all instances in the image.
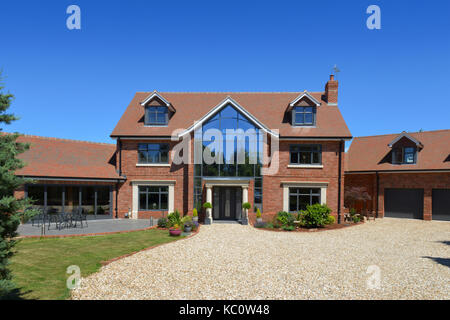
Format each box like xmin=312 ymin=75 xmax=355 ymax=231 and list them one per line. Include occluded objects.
xmin=18 ymin=218 xmax=154 ymax=236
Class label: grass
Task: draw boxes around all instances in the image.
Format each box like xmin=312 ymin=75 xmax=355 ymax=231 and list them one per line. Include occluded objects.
xmin=9 ymin=229 xmax=181 ymax=300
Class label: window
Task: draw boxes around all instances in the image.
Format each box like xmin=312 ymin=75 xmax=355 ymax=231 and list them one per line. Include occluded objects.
xmin=145 ymin=106 xmax=168 ymax=125
xmin=392 ymin=147 xmax=416 ymax=164
xmin=138 ymin=143 xmax=169 ymax=164
xmin=289 ymin=188 xmax=321 ymax=212
xmin=290 ymin=145 xmax=322 ymax=165
xmin=404 ymin=147 xmax=416 ymax=164
xmin=293 ymin=106 xmax=315 ymax=126
xmin=139 ymin=186 xmax=168 ymax=211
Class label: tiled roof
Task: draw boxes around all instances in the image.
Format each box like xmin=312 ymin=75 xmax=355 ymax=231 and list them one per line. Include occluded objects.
xmin=346 ymin=130 xmax=450 ymax=172
xmin=12 ymin=134 xmax=121 ymax=180
xmin=111 ymin=92 xmax=352 ymax=138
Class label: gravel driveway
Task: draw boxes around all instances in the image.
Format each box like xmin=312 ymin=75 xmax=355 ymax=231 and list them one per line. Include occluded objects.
xmin=72 ymin=218 xmax=450 ymax=300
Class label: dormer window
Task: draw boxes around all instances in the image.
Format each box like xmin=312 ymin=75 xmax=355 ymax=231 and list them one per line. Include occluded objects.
xmin=293 ymin=106 xmax=315 ymax=126
xmin=145 ymin=106 xmax=168 ymax=126
xmin=392 ymin=147 xmax=416 ymax=164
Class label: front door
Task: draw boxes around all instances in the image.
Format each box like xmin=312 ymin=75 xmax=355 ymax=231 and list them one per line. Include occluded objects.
xmin=213 ymin=187 xmax=242 ymax=220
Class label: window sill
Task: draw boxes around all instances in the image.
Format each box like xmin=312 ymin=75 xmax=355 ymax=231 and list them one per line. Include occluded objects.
xmin=287 ymin=164 xmax=323 ymax=169
xmin=136 ymin=164 xmax=171 ymax=167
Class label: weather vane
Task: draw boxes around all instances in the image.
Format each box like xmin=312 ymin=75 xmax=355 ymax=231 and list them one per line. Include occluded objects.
xmin=332 ymin=64 xmax=341 ymax=78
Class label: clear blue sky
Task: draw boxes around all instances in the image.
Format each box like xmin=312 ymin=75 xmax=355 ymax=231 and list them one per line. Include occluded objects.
xmin=1 ymin=0 xmax=449 ymax=146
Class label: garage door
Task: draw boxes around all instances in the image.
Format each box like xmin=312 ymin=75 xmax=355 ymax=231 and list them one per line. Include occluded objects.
xmin=384 ymin=188 xmax=423 ymax=219
xmin=432 ymin=189 xmax=450 ymax=221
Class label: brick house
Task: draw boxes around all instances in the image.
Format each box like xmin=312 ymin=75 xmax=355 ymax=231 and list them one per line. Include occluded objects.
xmin=15 ymin=75 xmax=352 ymax=224
xmin=345 ymin=130 xmax=450 ymax=221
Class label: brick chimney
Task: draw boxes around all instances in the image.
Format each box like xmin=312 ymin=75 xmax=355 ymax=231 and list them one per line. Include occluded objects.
xmin=325 ymin=74 xmax=338 ymax=105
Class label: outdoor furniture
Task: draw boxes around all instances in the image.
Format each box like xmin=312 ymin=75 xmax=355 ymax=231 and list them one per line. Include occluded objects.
xmin=72 ymin=207 xmax=88 ymax=228
xmin=31 ymin=208 xmax=46 ymax=227
xmin=362 ymin=209 xmax=376 ymax=221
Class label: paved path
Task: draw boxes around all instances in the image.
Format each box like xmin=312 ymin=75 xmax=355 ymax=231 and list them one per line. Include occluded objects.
xmin=72 ymin=218 xmax=450 ymax=300
xmin=18 ymin=219 xmax=153 ymax=236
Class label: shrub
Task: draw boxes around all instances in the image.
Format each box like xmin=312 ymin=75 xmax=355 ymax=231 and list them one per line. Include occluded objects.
xmin=352 ymin=215 xmax=361 ymax=223
xmin=298 ymin=204 xmax=332 ymax=228
xmin=181 ymin=215 xmax=192 ymax=229
xmin=256 ymin=208 xmax=262 ymax=219
xmin=192 ymin=208 xmax=198 ymax=217
xmin=264 ymin=222 xmax=274 ymax=229
xmin=203 ymin=202 xmax=212 ymax=209
xmin=242 ymin=202 xmax=251 ymax=210
xmin=167 ymin=210 xmax=182 ymax=228
xmin=276 ymin=211 xmax=295 ymax=227
xmin=282 ymin=225 xmax=295 ymax=231
xmin=325 ymin=215 xmax=336 ymax=225
xmin=192 ymin=221 xmax=199 ymax=231
xmin=157 ymin=217 xmax=168 ymax=228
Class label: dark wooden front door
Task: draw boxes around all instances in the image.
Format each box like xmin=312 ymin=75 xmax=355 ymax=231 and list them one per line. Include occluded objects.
xmin=213 ymin=187 xmax=242 ymax=220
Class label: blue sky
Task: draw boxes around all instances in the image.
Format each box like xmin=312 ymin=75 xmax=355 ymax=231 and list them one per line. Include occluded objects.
xmin=1 ymin=0 xmax=449 ymax=146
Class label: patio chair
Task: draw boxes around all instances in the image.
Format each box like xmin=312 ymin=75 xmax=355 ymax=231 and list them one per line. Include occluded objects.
xmin=73 ymin=207 xmax=88 ymax=228
xmin=31 ymin=208 xmax=45 ymax=227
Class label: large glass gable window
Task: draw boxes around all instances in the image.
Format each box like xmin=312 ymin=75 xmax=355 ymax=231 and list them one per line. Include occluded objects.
xmin=145 ymin=106 xmax=168 ymax=125
xmin=193 ymin=104 xmax=263 ymax=212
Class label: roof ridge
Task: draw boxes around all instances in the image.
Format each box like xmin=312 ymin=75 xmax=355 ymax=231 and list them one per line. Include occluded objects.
xmin=4 ymin=132 xmax=115 ymax=146
xmin=354 ymin=129 xmax=450 ymax=139
xmin=136 ymin=91 xmax=324 ymax=94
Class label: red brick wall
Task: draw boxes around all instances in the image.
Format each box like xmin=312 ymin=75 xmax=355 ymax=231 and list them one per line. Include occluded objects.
xmin=259 ymin=140 xmax=345 ymax=223
xmin=345 ymin=172 xmax=450 ymax=220
xmin=117 ymin=139 xmax=191 ymax=219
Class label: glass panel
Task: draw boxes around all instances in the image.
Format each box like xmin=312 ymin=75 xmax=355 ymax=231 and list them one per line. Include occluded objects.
xmin=220 ymin=105 xmax=238 ymax=118
xmin=299 ymin=195 xmax=310 ymax=210
xmin=254 ymin=178 xmax=262 ymax=188
xmin=295 ymin=113 xmax=304 ymax=124
xmin=148 ymin=150 xmax=159 ymax=163
xmin=304 ymin=113 xmax=313 ymax=124
xmin=97 ymin=187 xmax=110 ymax=215
xmin=311 ymin=188 xmax=321 ymax=195
xmin=194 ymin=164 xmax=202 ymax=176
xmin=148 ymin=193 xmax=159 ymax=210
xmin=139 ymin=192 xmax=147 ymax=210
xmin=47 ymin=186 xmax=64 ymax=213
xmin=311 ymin=195 xmax=320 ymax=205
xmin=160 ymin=193 xmax=168 ymax=210
xmin=81 ymin=187 xmax=96 ymax=215
xmin=160 ymin=151 xmax=168 ymax=163
xmin=289 ymin=195 xmax=298 ymax=212
xmin=312 ymin=152 xmax=320 ymax=164
xmin=27 ymin=185 xmax=45 ymax=209
xmin=290 ymin=152 xmax=298 ymax=164
xmin=65 ymin=186 xmax=79 ymax=213
xmin=300 ymin=152 xmax=311 ymax=164
xmin=138 ymin=150 xmax=147 ymax=163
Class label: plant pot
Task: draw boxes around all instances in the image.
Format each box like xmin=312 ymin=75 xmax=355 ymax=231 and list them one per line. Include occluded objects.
xmin=192 ymin=216 xmax=198 ymax=222
xmin=256 ymin=218 xmax=263 ymax=223
xmin=169 ymin=229 xmax=182 ymax=236
xmin=184 ymin=226 xmax=192 ymax=233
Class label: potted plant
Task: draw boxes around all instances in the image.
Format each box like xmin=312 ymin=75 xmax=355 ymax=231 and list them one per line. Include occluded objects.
xmin=192 ymin=208 xmax=198 ymax=222
xmin=255 ymin=208 xmax=263 ymax=224
xmin=181 ymin=215 xmax=193 ymax=233
xmin=203 ymin=202 xmax=212 ymax=224
xmin=242 ymin=202 xmax=251 ymax=225
xmin=167 ymin=210 xmax=182 ymax=236
xmin=169 ymin=224 xmax=182 ymax=236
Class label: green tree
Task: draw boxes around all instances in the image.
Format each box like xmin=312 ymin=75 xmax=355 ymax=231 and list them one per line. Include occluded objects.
xmin=0 ymin=71 xmax=35 ymax=298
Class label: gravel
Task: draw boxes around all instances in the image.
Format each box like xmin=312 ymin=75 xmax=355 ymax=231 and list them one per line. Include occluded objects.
xmin=72 ymin=218 xmax=450 ymax=300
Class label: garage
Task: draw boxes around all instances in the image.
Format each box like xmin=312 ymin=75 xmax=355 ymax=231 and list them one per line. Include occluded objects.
xmin=432 ymin=189 xmax=450 ymax=221
xmin=384 ymin=188 xmax=423 ymax=219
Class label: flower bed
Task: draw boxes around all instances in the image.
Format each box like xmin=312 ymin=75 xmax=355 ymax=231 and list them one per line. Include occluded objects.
xmin=253 ymin=204 xmax=364 ymax=232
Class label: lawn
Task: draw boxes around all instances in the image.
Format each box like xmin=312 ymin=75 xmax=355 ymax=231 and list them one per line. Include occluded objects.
xmin=9 ymin=229 xmax=181 ymax=300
